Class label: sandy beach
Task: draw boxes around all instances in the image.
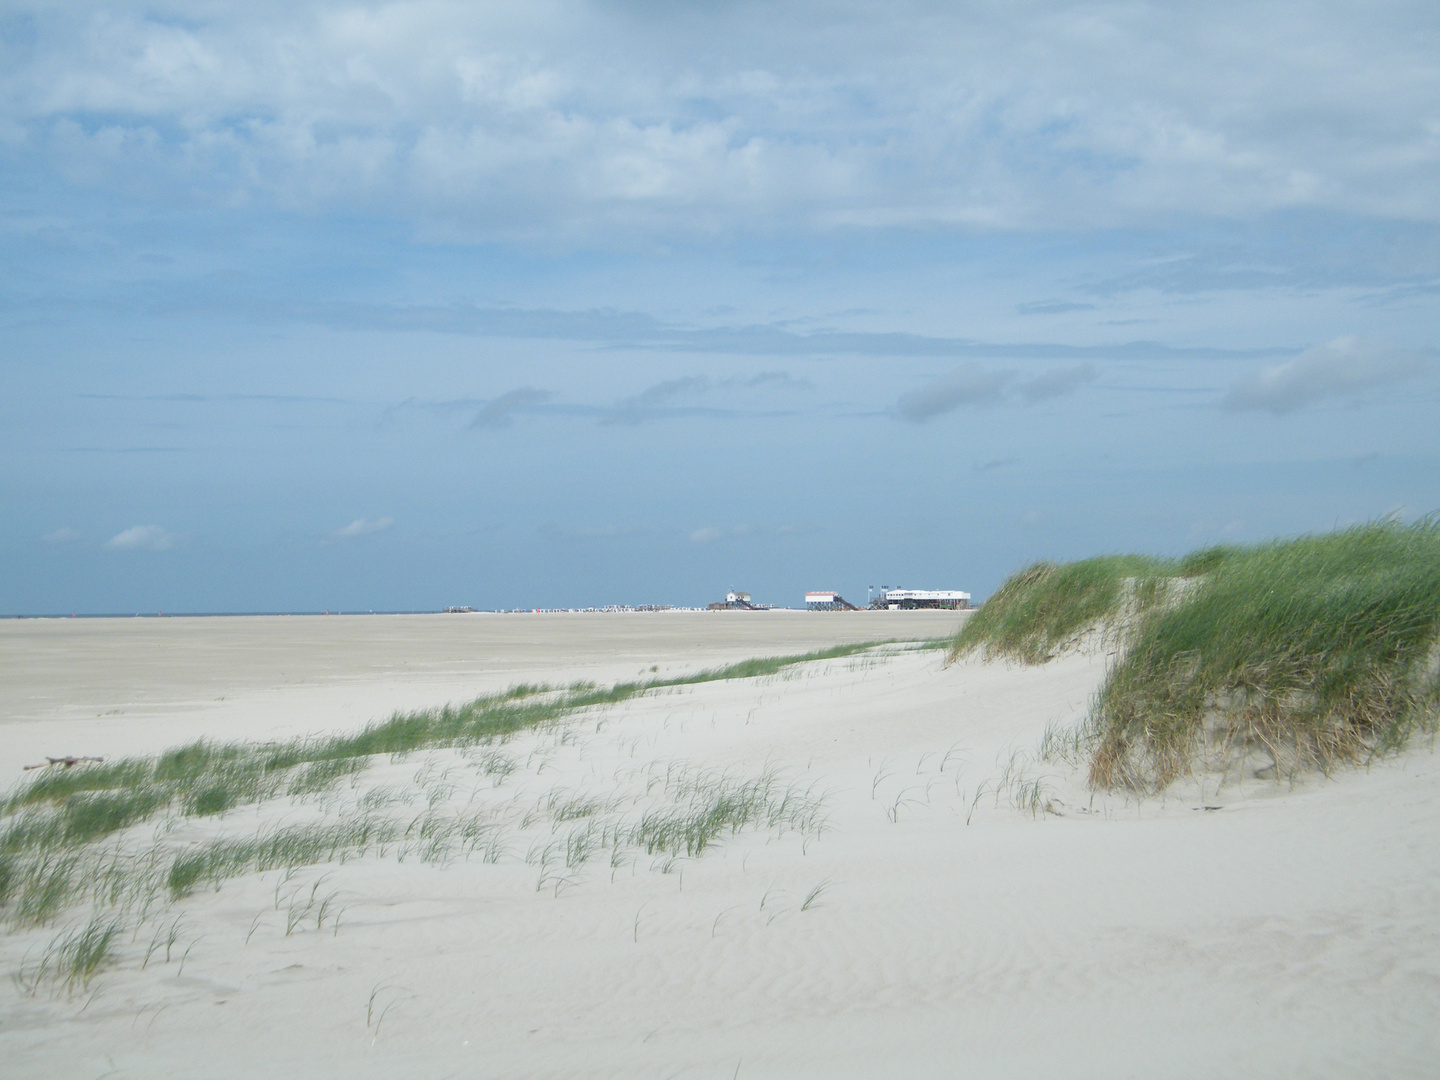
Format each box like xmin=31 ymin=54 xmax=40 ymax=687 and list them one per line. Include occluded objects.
xmin=2 ymin=611 xmax=1438 ymax=1078
xmin=0 ymin=611 xmax=955 ymax=780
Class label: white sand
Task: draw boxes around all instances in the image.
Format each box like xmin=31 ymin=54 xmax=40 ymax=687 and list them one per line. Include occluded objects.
xmin=0 ymin=611 xmax=956 ymax=779
xmin=2 ymin=613 xmax=1438 ymax=1078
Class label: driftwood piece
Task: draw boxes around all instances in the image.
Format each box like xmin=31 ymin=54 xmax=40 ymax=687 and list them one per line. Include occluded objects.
xmin=22 ymin=756 xmax=105 ymax=771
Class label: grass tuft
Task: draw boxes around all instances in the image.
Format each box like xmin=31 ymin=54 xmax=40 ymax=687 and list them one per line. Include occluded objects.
xmin=16 ymin=915 xmax=124 ymax=995
xmin=950 ymin=555 xmax=1173 ymax=663
xmin=166 ymin=818 xmax=403 ymax=899
xmin=628 ymin=768 xmax=824 ymax=857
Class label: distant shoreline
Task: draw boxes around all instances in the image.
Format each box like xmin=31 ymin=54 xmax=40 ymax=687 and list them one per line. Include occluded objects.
xmin=0 ymin=606 xmax=864 ymax=619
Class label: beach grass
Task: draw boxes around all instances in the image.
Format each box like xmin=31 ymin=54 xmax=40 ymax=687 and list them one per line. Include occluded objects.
xmin=1 ymin=748 xmax=831 ymax=987
xmin=166 ymin=818 xmax=404 ymax=899
xmin=0 ymin=640 xmax=882 ymax=937
xmin=15 ymin=915 xmax=124 ymax=996
xmin=958 ymin=519 xmax=1440 ymax=790
xmin=2 ymin=641 xmax=885 ymax=861
xmin=1090 ymin=519 xmax=1440 ymax=789
xmin=627 ymin=768 xmax=826 ymax=858
xmin=949 ymin=554 xmax=1174 ymax=663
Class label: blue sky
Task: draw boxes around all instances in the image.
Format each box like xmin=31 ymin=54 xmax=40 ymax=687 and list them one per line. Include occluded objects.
xmin=4 ymin=1 xmax=1439 ymax=613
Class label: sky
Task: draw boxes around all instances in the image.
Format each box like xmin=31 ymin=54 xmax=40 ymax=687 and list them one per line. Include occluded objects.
xmin=4 ymin=0 xmax=1440 ymax=613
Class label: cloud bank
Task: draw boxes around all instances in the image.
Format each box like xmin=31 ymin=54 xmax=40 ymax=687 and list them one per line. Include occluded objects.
xmin=5 ymin=3 xmax=1439 ymax=241
xmin=1223 ymin=337 xmax=1428 ymax=414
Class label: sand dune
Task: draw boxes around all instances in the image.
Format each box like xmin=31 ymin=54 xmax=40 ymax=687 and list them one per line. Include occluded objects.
xmin=2 ymin=613 xmax=1438 ymax=1078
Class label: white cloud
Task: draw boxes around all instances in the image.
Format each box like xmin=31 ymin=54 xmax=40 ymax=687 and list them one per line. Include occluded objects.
xmin=895 ymin=365 xmax=1013 ymax=422
xmin=1222 ymin=336 xmax=1428 ymax=414
xmin=5 ymin=3 xmax=1439 ymax=238
xmin=42 ymin=526 xmax=81 ymax=545
xmin=105 ymin=524 xmax=176 ymax=550
xmin=333 ymin=516 xmax=394 ymax=539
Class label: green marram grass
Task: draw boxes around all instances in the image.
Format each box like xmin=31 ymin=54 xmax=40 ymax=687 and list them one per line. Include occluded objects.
xmin=957 ymin=519 xmax=1440 ymax=791
xmin=1092 ymin=520 xmax=1440 ymax=790
xmin=0 ymin=641 xmax=880 ymax=992
xmin=949 ymin=554 xmax=1176 ymax=663
xmin=626 ymin=769 xmax=826 ymax=858
xmin=14 ymin=915 xmax=124 ymax=995
xmin=2 ymin=641 xmax=888 ymax=863
xmin=0 ymin=640 xmax=890 ymax=944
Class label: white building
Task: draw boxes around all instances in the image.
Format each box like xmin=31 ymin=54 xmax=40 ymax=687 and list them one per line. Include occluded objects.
xmin=882 ymin=588 xmax=971 ymax=610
